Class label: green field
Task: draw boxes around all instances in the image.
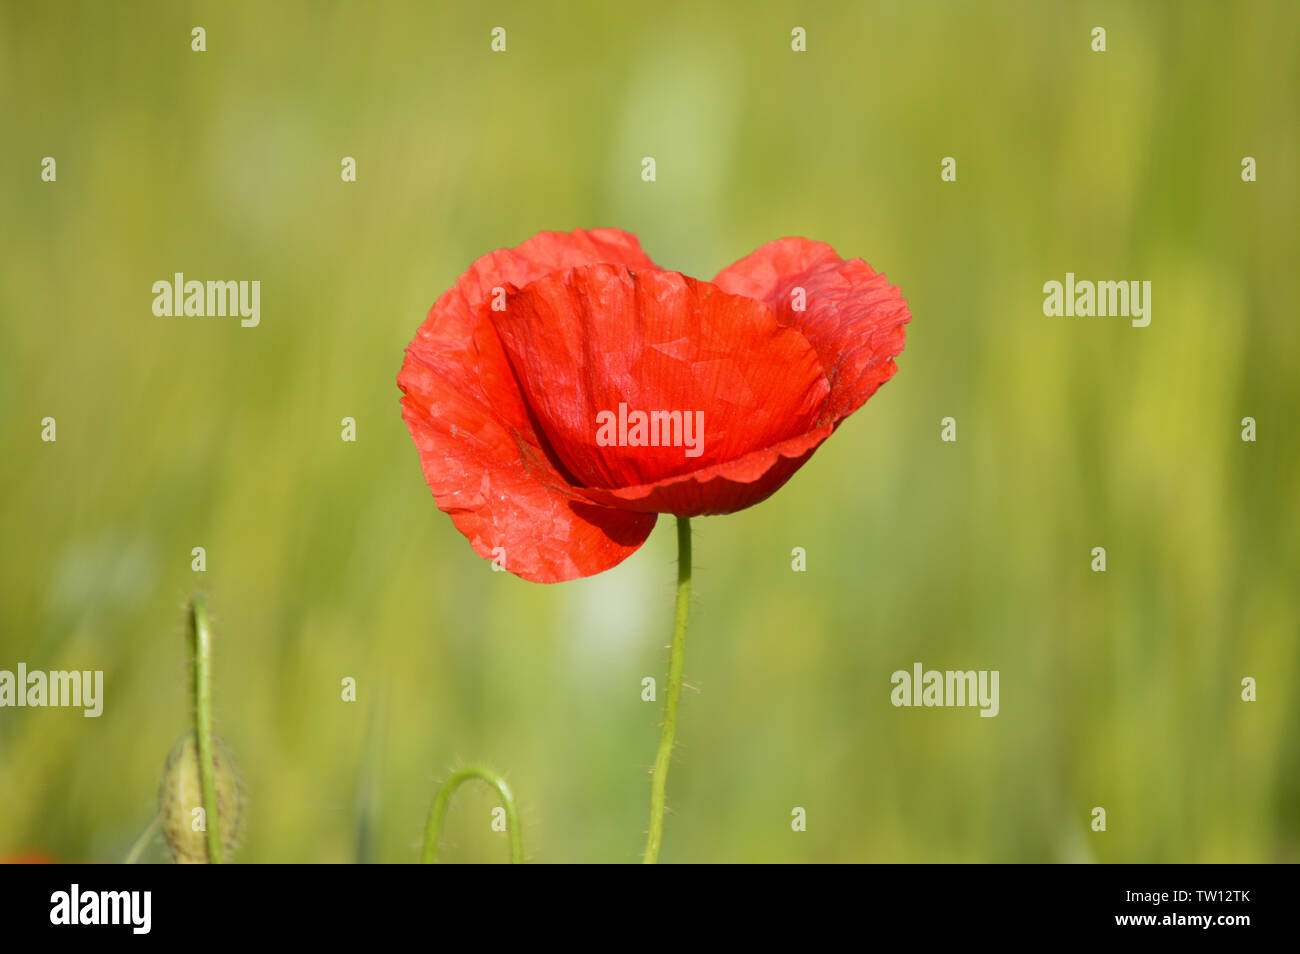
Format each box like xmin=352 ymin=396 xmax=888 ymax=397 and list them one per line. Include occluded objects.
xmin=1 ymin=0 xmax=1296 ymax=863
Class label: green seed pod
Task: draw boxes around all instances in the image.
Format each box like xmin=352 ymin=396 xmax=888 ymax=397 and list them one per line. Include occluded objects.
xmin=158 ymin=730 xmax=243 ymax=863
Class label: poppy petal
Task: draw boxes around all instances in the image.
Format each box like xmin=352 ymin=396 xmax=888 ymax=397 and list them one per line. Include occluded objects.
xmin=572 ymin=240 xmax=910 ymax=517
xmin=399 ymin=229 xmax=659 ymax=583
xmin=577 ymin=421 xmax=835 ymax=516
xmin=489 ymin=264 xmax=830 ymax=495
xmin=713 ymin=237 xmax=910 ymax=424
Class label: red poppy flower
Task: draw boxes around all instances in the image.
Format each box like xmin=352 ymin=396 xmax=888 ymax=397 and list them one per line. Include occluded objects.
xmin=398 ymin=228 xmax=909 ymax=583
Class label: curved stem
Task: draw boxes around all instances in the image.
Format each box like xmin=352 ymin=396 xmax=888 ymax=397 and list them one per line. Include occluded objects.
xmin=643 ymin=515 xmax=692 ymax=863
xmin=189 ymin=593 xmax=223 ymax=864
xmin=123 ymin=814 xmax=160 ymax=864
xmin=422 ymin=766 xmax=523 ymax=863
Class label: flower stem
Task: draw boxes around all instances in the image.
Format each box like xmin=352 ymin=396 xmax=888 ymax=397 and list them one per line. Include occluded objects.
xmin=643 ymin=515 xmax=692 ymax=864
xmin=188 ymin=593 xmax=224 ymax=864
xmin=422 ymin=766 xmax=523 ymax=863
xmin=123 ymin=814 xmax=160 ymax=864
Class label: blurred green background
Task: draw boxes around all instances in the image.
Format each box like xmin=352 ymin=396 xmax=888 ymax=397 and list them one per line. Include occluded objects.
xmin=1 ymin=0 xmax=1297 ymax=863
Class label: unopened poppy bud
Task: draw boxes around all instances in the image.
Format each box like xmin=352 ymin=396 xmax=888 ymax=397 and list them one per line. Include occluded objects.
xmin=158 ymin=730 xmax=243 ymax=863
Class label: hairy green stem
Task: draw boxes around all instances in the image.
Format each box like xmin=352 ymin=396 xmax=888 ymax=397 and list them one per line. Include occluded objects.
xmin=643 ymin=515 xmax=692 ymax=863
xmin=189 ymin=593 xmax=223 ymax=864
xmin=422 ymin=766 xmax=523 ymax=863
